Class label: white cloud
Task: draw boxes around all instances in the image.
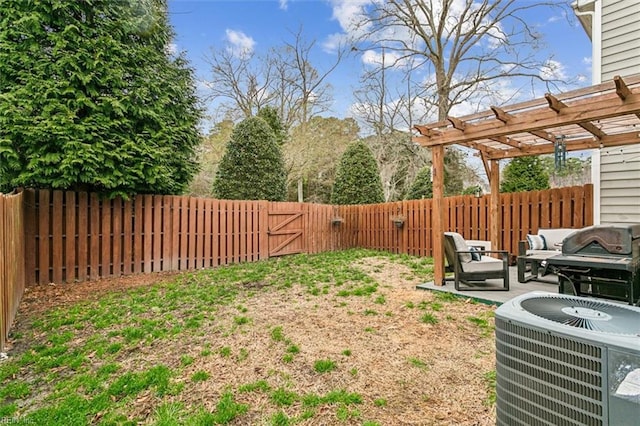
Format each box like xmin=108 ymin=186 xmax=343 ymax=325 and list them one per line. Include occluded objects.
xmin=547 ymin=14 xmax=564 ymax=23
xmin=225 ymin=29 xmax=255 ymax=58
xmin=322 ymin=32 xmax=348 ymax=53
xmin=539 ymin=59 xmax=567 ymax=80
xmin=360 ymin=49 xmax=410 ymax=69
xmin=279 ymin=0 xmax=288 ymax=10
xmin=328 ymin=0 xmax=372 ymax=37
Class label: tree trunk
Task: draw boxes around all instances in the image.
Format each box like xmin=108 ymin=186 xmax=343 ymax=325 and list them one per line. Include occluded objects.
xmin=297 ymin=178 xmax=304 ymax=202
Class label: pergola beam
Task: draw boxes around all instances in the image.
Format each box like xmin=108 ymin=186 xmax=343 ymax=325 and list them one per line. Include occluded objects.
xmin=491 ymin=106 xmax=556 ymax=142
xmin=616 ymin=75 xmax=640 ymax=119
xmin=415 ymin=88 xmax=640 ymax=147
xmin=545 ymin=94 xmax=607 ymax=139
xmin=486 ymin=131 xmax=640 ymax=159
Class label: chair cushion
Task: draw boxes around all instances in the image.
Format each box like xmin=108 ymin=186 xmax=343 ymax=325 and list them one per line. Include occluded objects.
xmin=527 ymin=234 xmax=546 ymax=250
xmin=462 ymin=256 xmax=504 ymax=273
xmin=447 ymin=232 xmax=472 ymax=263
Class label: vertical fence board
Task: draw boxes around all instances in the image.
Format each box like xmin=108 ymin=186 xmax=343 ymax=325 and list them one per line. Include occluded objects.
xmin=152 ymin=195 xmax=163 ymax=272
xmin=22 ymin=190 xmax=36 ymax=285
xmin=179 ymin=196 xmax=188 ymax=270
xmin=161 ymin=197 xmax=172 ymax=272
xmin=133 ymin=196 xmax=143 ymax=274
xmin=112 ymin=198 xmax=122 ymax=277
xmin=0 ymin=192 xmax=25 ymax=352
xmin=64 ymin=192 xmax=76 ymax=283
xmin=171 ymin=196 xmax=180 ymax=271
xmin=203 ymin=198 xmax=212 ymax=267
xmin=193 ymin=198 xmax=202 ymax=269
xmin=0 ymin=196 xmax=6 ymax=350
xmin=101 ymin=198 xmax=112 ymax=277
xmin=187 ymin=197 xmax=196 ymax=269
xmin=143 ymin=195 xmax=153 ymax=273
xmin=38 ymin=190 xmax=50 ymax=284
xmin=77 ymin=192 xmax=88 ymax=281
xmin=122 ymin=199 xmax=132 ymax=275
xmin=51 ymin=191 xmax=64 ymax=283
xmin=89 ymin=193 xmax=100 ymax=280
xmin=551 ymin=189 xmax=561 ymax=228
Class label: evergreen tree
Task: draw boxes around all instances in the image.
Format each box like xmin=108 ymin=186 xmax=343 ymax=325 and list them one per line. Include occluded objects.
xmin=500 ymin=156 xmax=550 ymax=193
xmin=331 ymin=140 xmax=384 ymax=205
xmin=0 ymin=0 xmax=201 ymax=197
xmin=257 ymin=106 xmax=288 ymax=146
xmin=212 ymin=117 xmax=287 ymax=201
xmin=444 ymin=148 xmax=466 ymax=196
xmin=406 ymin=166 xmax=433 ymax=200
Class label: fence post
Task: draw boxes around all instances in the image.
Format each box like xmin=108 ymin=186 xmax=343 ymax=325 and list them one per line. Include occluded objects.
xmin=258 ymin=201 xmax=269 ymax=259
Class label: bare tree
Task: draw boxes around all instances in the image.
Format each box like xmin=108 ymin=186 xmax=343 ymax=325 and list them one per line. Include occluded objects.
xmin=358 ymin=0 xmax=569 ymax=121
xmin=276 ymin=27 xmax=345 ymax=127
xmin=204 ymin=47 xmax=275 ymax=120
xmin=352 ymin=51 xmax=430 ymax=201
xmin=271 ymin=28 xmax=347 ymax=201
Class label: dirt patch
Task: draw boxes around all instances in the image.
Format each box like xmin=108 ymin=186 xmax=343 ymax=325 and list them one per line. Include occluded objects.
xmin=7 ymin=256 xmax=497 ymax=425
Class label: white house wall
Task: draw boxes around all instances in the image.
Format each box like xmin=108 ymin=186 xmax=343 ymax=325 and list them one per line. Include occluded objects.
xmin=596 ymin=0 xmax=640 ymax=224
xmin=599 ymin=145 xmax=640 ymax=223
xmin=600 ymin=0 xmax=640 ymax=80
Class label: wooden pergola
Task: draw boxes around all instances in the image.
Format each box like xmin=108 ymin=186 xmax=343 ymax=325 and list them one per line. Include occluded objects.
xmin=412 ymin=74 xmax=640 ymax=286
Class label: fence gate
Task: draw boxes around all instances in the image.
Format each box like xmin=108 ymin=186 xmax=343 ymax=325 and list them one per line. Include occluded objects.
xmin=267 ymin=203 xmax=304 ymax=257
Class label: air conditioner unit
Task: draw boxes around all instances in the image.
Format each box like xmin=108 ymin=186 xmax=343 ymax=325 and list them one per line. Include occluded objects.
xmin=495 ymin=292 xmax=640 ymax=426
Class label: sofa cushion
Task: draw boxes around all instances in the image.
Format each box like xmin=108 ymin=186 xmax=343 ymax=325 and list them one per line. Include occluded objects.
xmin=538 ymin=228 xmax=576 ymax=249
xmin=527 ymin=234 xmax=546 ymax=250
xmin=447 ymin=232 xmax=472 ymax=263
xmin=525 ymin=250 xmax=560 ymax=259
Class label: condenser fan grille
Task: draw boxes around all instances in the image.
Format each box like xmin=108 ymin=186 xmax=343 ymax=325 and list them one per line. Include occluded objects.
xmin=520 ymin=296 xmax=640 ymax=335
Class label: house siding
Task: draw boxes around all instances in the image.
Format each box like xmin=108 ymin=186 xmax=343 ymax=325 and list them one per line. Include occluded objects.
xmin=598 ymin=0 xmax=640 ymax=224
xmin=601 ymin=0 xmax=640 ymax=80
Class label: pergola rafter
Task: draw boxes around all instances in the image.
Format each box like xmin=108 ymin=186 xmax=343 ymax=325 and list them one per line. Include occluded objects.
xmin=412 ymin=74 xmax=640 ymax=286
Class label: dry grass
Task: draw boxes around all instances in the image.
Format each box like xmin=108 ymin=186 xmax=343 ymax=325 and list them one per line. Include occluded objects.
xmin=2 ymin=250 xmax=497 ymax=425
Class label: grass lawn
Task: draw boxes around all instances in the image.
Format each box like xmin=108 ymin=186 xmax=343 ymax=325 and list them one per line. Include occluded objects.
xmin=0 ymin=249 xmax=497 ymax=425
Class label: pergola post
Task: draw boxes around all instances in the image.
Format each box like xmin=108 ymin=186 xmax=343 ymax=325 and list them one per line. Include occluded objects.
xmin=489 ymin=159 xmax=501 ymax=250
xmin=432 ymin=145 xmax=445 ymax=286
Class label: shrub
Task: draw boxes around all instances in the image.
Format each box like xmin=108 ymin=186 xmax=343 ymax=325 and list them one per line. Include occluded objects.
xmin=406 ymin=166 xmax=433 ymax=199
xmin=213 ymin=117 xmax=287 ymax=201
xmin=331 ymin=141 xmax=384 ymax=205
xmin=501 ymin=156 xmax=550 ymax=193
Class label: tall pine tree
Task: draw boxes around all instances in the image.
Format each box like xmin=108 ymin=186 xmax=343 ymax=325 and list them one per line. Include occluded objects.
xmin=0 ymin=0 xmax=201 ymax=197
xmin=331 ymin=141 xmax=384 ymax=205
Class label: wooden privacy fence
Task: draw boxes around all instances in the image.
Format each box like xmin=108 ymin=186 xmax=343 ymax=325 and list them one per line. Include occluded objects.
xmin=21 ymin=190 xmax=343 ymax=286
xmin=336 ymin=184 xmax=593 ymax=258
xmin=21 ymin=184 xmax=593 ymax=286
xmin=1 ymin=185 xmax=592 ymax=350
xmin=1 ymin=191 xmax=25 ymax=352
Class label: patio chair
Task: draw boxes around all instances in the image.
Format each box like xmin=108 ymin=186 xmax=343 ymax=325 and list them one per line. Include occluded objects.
xmin=443 ymin=232 xmax=510 ymax=291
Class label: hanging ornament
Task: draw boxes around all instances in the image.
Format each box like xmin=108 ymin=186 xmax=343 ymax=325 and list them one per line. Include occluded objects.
xmin=554 ymin=135 xmax=566 ymax=171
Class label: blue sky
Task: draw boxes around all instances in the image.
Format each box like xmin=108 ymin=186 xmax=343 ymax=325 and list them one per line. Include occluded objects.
xmin=168 ymin=0 xmax=593 ymax=127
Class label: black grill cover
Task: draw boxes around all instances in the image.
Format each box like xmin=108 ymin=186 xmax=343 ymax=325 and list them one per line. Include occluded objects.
xmin=561 ymin=223 xmax=640 ymax=257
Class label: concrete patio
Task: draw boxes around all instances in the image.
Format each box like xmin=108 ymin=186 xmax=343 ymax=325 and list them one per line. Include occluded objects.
xmin=416 ymin=266 xmax=559 ymax=305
